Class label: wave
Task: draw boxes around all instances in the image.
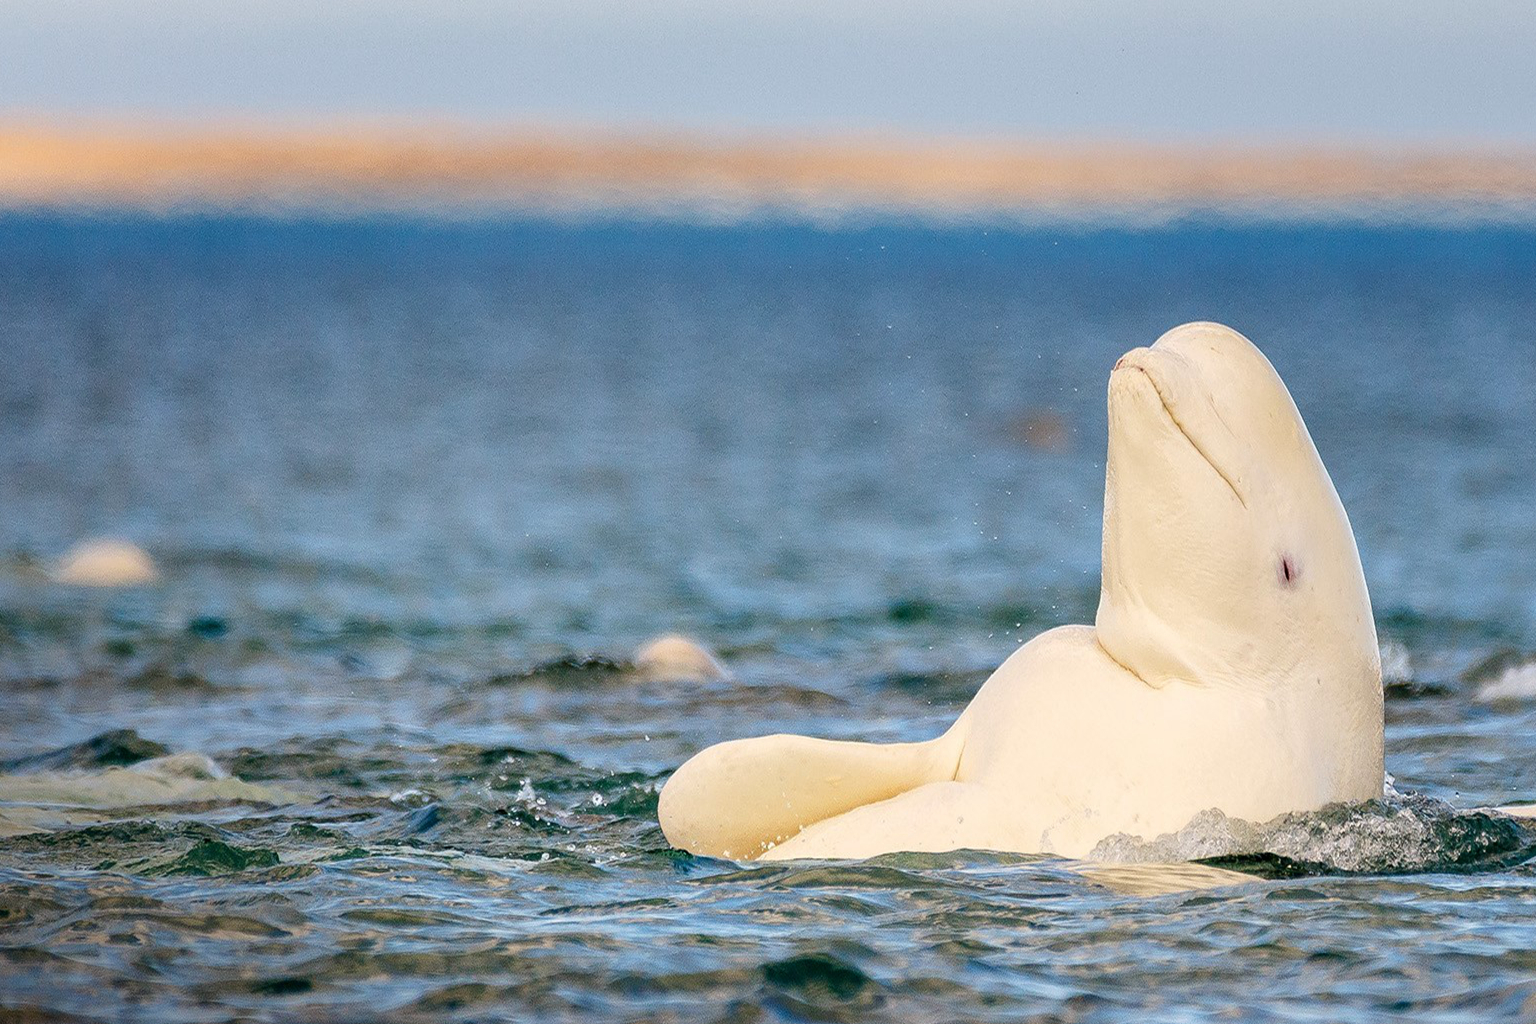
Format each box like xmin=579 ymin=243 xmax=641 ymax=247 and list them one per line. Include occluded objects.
xmin=0 ymin=741 xmax=297 ymax=838
xmin=1465 ymin=649 xmax=1536 ymax=702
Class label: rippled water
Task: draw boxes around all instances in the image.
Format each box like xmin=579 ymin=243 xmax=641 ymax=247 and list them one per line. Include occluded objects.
xmin=2 ymin=214 xmax=1536 ymax=1022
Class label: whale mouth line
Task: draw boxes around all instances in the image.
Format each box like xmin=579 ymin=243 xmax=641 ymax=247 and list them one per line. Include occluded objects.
xmin=1120 ymin=363 xmax=1247 ymax=509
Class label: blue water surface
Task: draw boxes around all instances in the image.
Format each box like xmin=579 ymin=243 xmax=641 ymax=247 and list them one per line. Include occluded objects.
xmin=1 ymin=214 xmax=1535 ymax=1022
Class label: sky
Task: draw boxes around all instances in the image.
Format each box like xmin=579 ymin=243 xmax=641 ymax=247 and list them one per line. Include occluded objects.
xmin=2 ymin=0 xmax=1534 ymax=145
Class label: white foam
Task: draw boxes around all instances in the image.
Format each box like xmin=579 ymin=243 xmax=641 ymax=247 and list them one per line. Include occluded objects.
xmin=1088 ymin=795 xmax=1529 ymax=875
xmin=1379 ymin=640 xmax=1413 ymax=685
xmin=1476 ymin=660 xmax=1536 ymax=702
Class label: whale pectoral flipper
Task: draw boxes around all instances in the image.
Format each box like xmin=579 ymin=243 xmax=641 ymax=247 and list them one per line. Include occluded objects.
xmin=658 ymin=724 xmax=967 ymax=860
xmin=756 ymin=780 xmax=1014 ymax=861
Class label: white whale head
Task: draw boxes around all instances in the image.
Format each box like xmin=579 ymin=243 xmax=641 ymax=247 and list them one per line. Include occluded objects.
xmin=1097 ymin=322 xmax=1380 ymax=719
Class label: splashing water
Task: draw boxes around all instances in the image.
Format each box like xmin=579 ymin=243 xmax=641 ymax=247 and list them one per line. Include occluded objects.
xmin=1091 ymin=794 xmax=1536 ymax=877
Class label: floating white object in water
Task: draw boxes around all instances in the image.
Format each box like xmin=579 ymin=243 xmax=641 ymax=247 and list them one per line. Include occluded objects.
xmin=633 ymin=634 xmax=729 ymax=683
xmin=51 ymin=538 xmax=159 ymax=586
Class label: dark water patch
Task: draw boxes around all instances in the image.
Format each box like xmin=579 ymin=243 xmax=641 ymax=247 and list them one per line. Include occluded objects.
xmin=1 ymin=821 xmax=285 ymax=879
xmin=1378 ymin=607 xmax=1525 ymax=656
xmin=251 ymin=975 xmax=314 ymax=996
xmin=426 ymin=742 xmax=666 ymax=819
xmin=395 ymin=981 xmax=504 ymax=1014
xmin=885 ymin=597 xmax=945 ymax=625
xmin=868 ymin=669 xmax=990 ymax=705
xmin=777 ymin=594 xmax=1096 ymax=648
xmin=1383 ymin=678 xmax=1457 ymax=700
xmin=762 ymin=953 xmax=879 ymax=1004
xmin=1 ymin=820 xmax=179 ymax=855
xmin=436 ymin=742 xmax=578 ymax=781
xmin=124 ymin=662 xmax=215 ymax=692
xmin=1198 ymin=853 xmax=1335 ymax=880
xmin=101 ymin=637 xmax=135 ymax=659
xmin=226 ymin=738 xmax=417 ymax=790
xmin=0 ymin=888 xmax=73 ymax=928
xmin=144 ymin=838 xmax=281 ymax=877
xmin=0 ymin=1002 xmax=98 ymax=1024
xmin=984 ymin=601 xmax=1059 ymax=633
xmin=588 ymin=783 xmax=662 ymax=818
xmin=403 ymin=804 xmax=442 ymax=835
xmin=488 ymin=654 xmax=628 ymax=687
xmin=343 ymin=906 xmax=474 ymax=928
xmin=284 ymin=821 xmax=343 ymax=842
xmin=534 ymin=768 xmax=660 ymax=802
xmin=0 ymin=730 xmax=168 ymax=772
xmin=185 ymin=615 xmax=228 ymax=639
xmin=709 ymin=684 xmax=849 ymax=713
xmin=0 ymin=608 xmax=89 ymax=647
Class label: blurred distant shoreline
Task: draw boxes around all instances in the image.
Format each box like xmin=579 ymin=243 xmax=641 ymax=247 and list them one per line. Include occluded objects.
xmin=3 ymin=124 xmax=1535 ymax=223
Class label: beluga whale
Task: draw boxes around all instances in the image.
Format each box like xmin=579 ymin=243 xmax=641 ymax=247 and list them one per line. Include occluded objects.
xmin=658 ymin=322 xmax=1384 ymax=861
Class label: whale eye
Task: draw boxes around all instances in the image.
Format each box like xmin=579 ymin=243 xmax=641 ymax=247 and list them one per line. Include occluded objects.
xmin=1278 ymin=554 xmax=1299 ymax=587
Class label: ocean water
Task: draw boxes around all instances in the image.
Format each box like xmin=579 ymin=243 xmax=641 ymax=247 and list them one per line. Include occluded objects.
xmin=1 ymin=213 xmax=1536 ymax=1022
